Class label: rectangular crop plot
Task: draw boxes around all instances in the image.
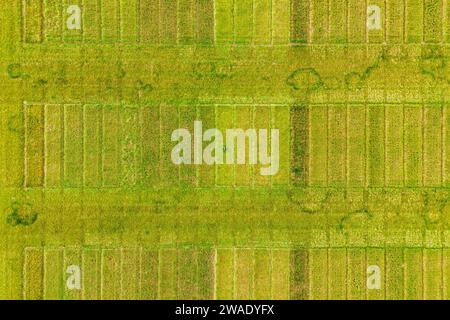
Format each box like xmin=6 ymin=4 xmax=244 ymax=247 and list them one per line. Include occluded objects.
xmin=23 ymin=247 xmax=216 ymax=300
xmin=22 ymin=0 xmax=448 ymax=45
xmin=23 ymin=0 xmax=215 ymax=45
xmin=18 ymin=247 xmax=450 ymax=299
xmin=17 ymin=102 xmax=296 ymax=189
xmin=6 ymin=102 xmax=448 ymax=191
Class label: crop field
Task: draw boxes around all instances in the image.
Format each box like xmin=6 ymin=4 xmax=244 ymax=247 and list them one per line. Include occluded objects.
xmin=0 ymin=0 xmax=449 ymax=300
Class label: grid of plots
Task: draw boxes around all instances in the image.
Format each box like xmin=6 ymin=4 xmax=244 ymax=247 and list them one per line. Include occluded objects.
xmin=305 ymin=103 xmax=450 ymax=188
xmin=20 ymin=247 xmax=450 ymax=300
xmin=22 ymin=0 xmax=450 ymax=45
xmin=5 ymin=0 xmax=450 ymax=302
xmin=4 ymin=102 xmax=448 ymax=190
xmin=22 ymin=247 xmax=214 ymax=300
xmin=5 ymin=103 xmax=292 ymax=189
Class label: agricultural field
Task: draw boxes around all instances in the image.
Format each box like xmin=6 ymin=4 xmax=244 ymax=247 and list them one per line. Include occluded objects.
xmin=0 ymin=0 xmax=449 ymax=300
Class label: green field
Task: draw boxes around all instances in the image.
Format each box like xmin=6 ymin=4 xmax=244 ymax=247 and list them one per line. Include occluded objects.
xmin=0 ymin=0 xmax=449 ymax=300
